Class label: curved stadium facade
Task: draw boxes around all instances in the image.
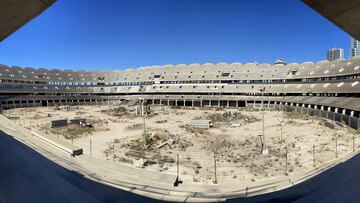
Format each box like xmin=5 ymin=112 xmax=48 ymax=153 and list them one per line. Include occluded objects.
xmin=1 ymin=57 xmax=360 ymax=129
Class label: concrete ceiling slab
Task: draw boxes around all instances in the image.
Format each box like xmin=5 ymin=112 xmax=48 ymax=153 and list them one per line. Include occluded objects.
xmin=303 ymin=0 xmax=360 ymax=40
xmin=0 ymin=0 xmax=55 ymax=42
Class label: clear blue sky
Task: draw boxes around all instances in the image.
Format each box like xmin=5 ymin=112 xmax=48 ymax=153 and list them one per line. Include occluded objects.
xmin=0 ymin=0 xmax=350 ymax=71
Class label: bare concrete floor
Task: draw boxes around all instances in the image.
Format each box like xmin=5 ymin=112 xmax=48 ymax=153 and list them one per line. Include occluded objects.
xmin=5 ymin=105 xmax=358 ymax=184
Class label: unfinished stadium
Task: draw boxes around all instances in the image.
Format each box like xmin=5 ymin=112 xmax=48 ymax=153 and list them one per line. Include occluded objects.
xmin=2 ymin=0 xmax=360 ymax=202
xmin=1 ymin=57 xmax=360 ymax=201
xmin=1 ymin=58 xmax=360 ymax=128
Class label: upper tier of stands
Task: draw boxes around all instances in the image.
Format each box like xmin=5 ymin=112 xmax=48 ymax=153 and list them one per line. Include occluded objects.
xmin=1 ymin=56 xmax=360 ymax=84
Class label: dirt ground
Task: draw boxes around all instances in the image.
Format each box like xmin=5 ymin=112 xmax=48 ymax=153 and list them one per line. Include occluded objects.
xmin=5 ymin=105 xmax=358 ymax=183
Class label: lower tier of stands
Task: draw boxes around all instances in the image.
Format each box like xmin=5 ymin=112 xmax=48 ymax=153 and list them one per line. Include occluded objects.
xmin=1 ymin=94 xmax=359 ymax=129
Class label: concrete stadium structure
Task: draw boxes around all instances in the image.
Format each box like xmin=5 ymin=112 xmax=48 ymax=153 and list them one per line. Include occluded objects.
xmin=2 ymin=1 xmax=360 ymax=202
xmin=1 ymin=57 xmax=360 ymax=129
xmin=1 ymin=0 xmax=360 ymax=131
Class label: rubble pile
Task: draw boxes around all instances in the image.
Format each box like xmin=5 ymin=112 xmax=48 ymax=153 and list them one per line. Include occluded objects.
xmin=55 ymin=105 xmax=81 ymax=112
xmin=101 ymin=106 xmax=129 ymax=117
xmin=206 ymin=111 xmax=259 ymax=127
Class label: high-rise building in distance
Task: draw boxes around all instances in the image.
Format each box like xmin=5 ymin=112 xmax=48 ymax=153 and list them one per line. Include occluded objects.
xmin=327 ymin=48 xmax=344 ymax=61
xmin=350 ymin=37 xmax=360 ymax=58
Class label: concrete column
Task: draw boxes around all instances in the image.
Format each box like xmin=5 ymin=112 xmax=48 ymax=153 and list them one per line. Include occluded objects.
xmin=300 ymin=105 xmax=303 ymax=114
xmin=342 ymin=109 xmax=346 ymax=115
xmin=200 ymin=100 xmax=203 ymax=107
xmin=236 ymin=101 xmax=238 ymax=108
xmin=184 ymin=100 xmax=186 ymax=107
xmin=351 ymin=111 xmax=354 ymax=116
xmin=349 ymin=112 xmax=352 ymax=126
xmin=218 ymin=100 xmax=220 ymax=107
xmin=245 ymin=100 xmax=248 ymax=107
xmin=167 ymin=100 xmax=170 ymax=106
xmin=227 ymin=100 xmax=229 ymax=108
xmin=192 ymin=100 xmax=194 ymax=107
xmin=335 ymin=108 xmax=338 ymax=113
xmin=321 ymin=106 xmax=324 ymax=110
xmin=209 ymin=100 xmax=212 ymax=107
xmin=175 ymin=100 xmax=178 ymax=106
xmin=159 ymin=99 xmax=162 ymax=106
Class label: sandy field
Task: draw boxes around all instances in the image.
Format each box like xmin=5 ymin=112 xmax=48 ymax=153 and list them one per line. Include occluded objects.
xmin=4 ymin=105 xmax=358 ymax=183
